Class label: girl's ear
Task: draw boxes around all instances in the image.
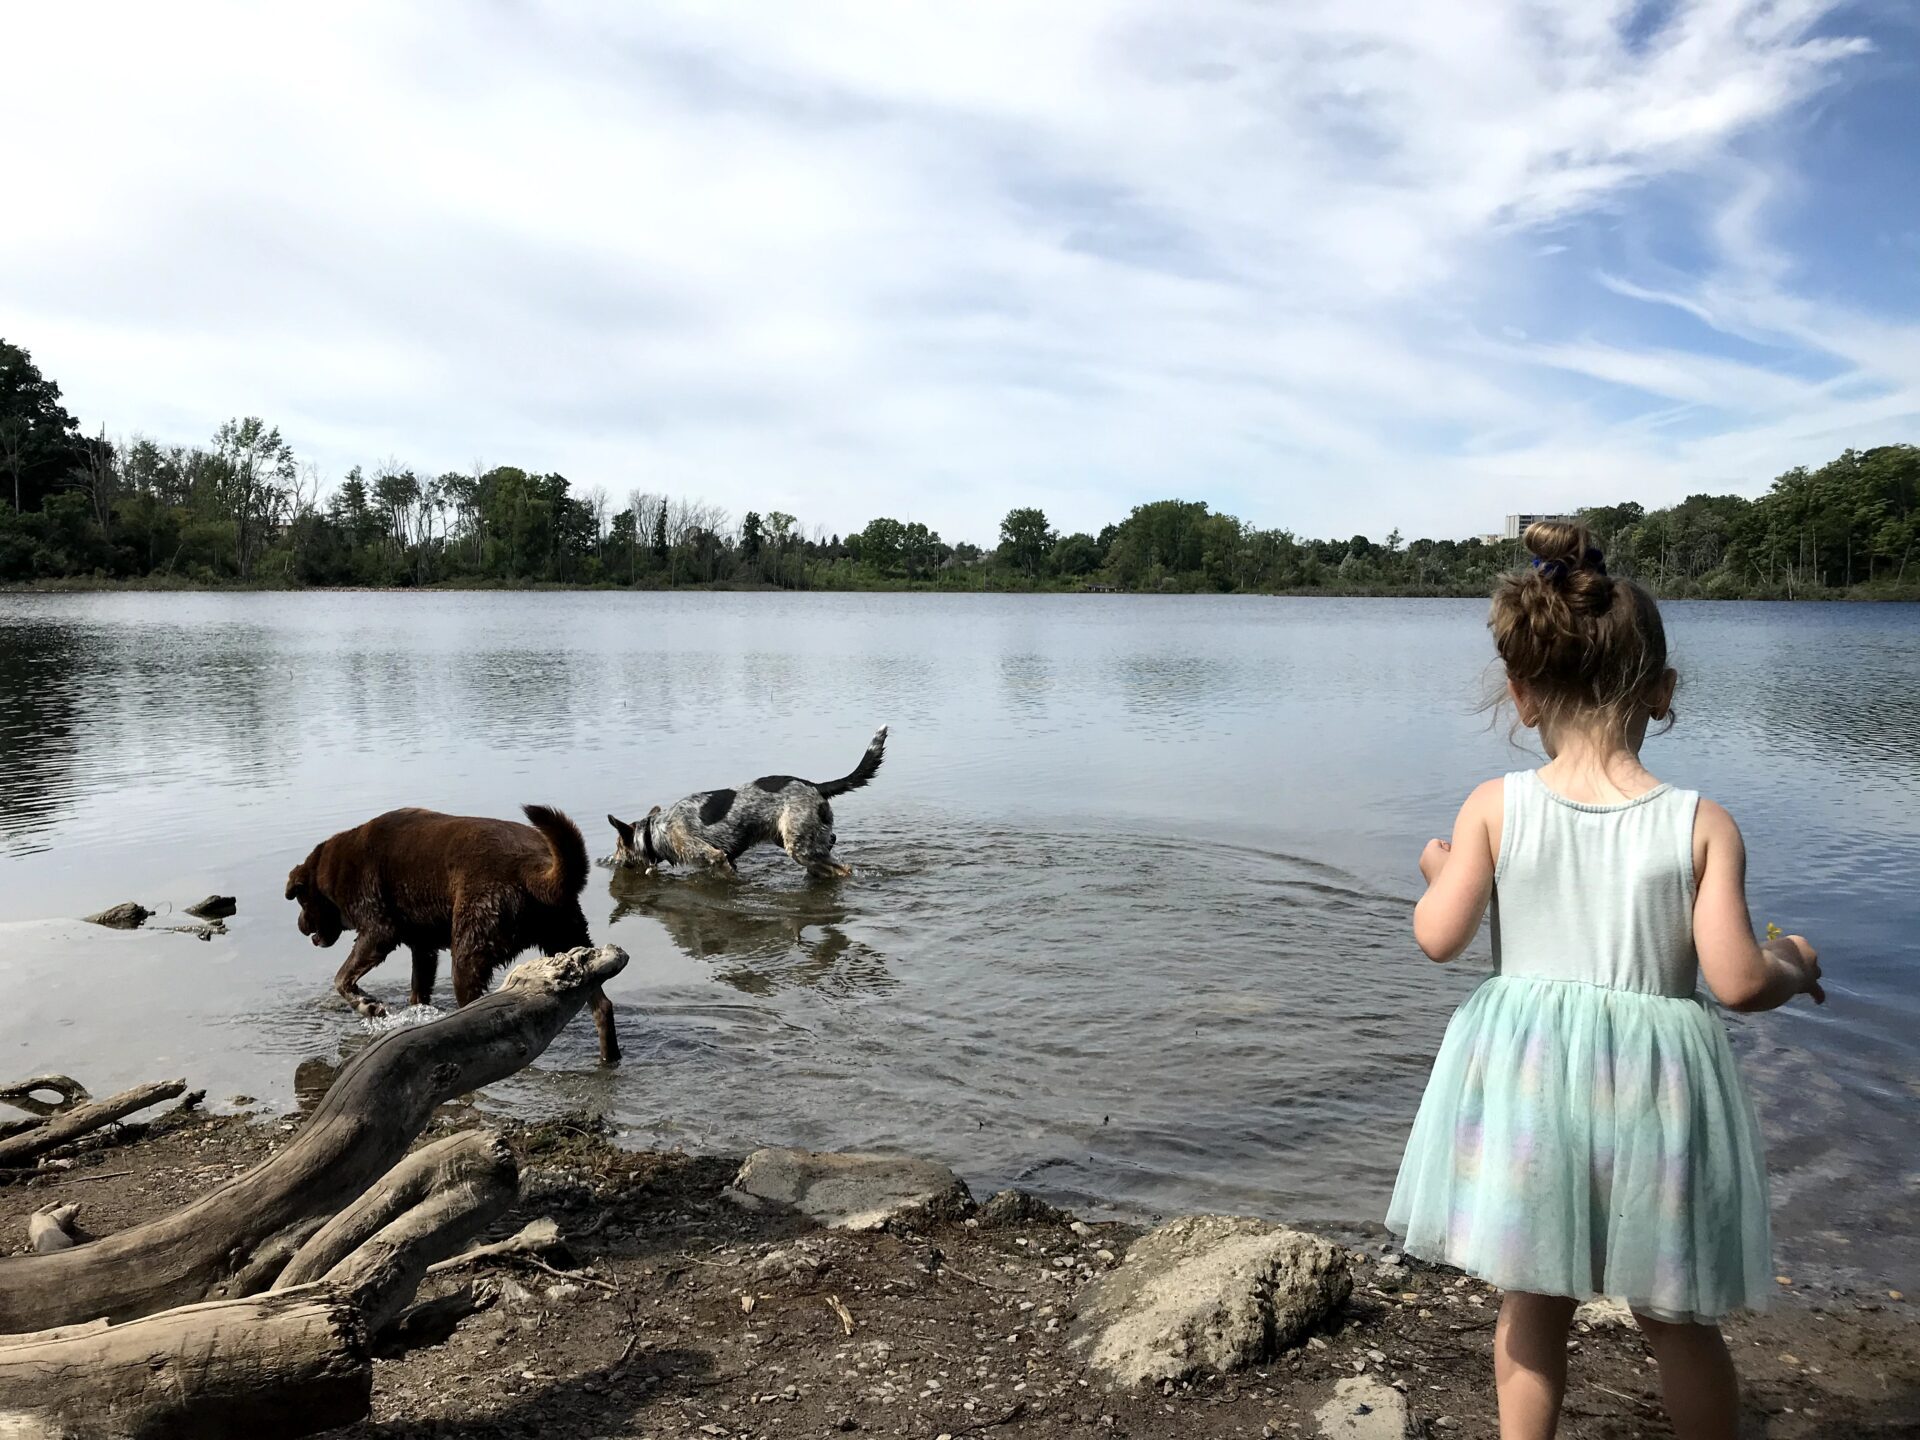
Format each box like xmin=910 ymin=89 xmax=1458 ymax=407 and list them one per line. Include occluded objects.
xmin=1650 ymin=667 xmax=1678 ymax=720
xmin=1507 ymin=677 xmax=1540 ymax=729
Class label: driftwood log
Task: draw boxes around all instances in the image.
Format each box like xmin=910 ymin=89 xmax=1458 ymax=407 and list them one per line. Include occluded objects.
xmin=0 ymin=1074 xmax=91 ymax=1117
xmin=0 ymin=1079 xmax=187 ymax=1170
xmin=0 ymin=943 xmax=626 ymax=1437
xmin=0 ymin=1290 xmax=371 ymax=1439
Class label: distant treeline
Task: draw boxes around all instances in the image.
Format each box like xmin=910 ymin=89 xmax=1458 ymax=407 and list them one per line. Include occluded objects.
xmin=3 ymin=339 xmax=1915 ymax=598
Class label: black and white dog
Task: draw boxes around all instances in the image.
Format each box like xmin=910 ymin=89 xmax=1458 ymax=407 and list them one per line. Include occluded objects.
xmin=609 ymin=727 xmax=887 ymax=879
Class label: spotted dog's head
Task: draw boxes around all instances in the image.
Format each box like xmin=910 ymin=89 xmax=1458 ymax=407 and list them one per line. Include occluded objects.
xmin=285 ymin=858 xmax=344 ymax=947
xmin=608 ymin=808 xmax=663 ymax=871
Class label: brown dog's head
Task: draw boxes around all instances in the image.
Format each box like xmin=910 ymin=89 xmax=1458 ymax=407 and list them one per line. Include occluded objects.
xmin=285 ymin=858 xmax=344 ymax=947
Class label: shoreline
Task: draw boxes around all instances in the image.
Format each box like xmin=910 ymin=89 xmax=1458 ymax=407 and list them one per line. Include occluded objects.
xmin=5 ymin=576 xmax=1917 ymax=602
xmin=3 ymin=1104 xmax=1914 ymax=1438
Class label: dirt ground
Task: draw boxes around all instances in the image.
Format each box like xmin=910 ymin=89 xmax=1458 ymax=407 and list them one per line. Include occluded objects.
xmin=2 ymin=1106 xmax=1916 ymax=1439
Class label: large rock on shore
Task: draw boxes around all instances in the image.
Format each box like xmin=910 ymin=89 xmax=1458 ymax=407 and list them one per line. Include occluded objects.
xmin=976 ymin=1188 xmax=1073 ymax=1229
xmin=1315 ymin=1375 xmax=1410 ymax=1438
xmin=1067 ymin=1215 xmax=1351 ymax=1386
xmin=728 ymin=1147 xmax=974 ymax=1231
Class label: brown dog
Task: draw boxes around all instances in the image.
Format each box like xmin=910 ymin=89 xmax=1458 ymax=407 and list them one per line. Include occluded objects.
xmin=285 ymin=804 xmax=618 ymax=1063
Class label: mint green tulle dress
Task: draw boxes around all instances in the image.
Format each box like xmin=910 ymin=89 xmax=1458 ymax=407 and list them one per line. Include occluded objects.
xmin=1386 ymin=771 xmax=1772 ymax=1322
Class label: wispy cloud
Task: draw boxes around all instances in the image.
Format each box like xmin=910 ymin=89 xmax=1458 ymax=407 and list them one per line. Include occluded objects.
xmin=0 ymin=0 xmax=1909 ymax=540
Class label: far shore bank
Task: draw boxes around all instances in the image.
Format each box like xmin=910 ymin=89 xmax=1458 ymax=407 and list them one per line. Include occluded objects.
xmin=6 ymin=575 xmax=1918 ymax=603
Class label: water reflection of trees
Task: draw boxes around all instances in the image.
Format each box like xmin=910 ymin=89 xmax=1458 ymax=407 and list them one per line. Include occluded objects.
xmin=607 ymin=869 xmax=893 ymax=997
xmin=0 ymin=622 xmax=84 ymax=855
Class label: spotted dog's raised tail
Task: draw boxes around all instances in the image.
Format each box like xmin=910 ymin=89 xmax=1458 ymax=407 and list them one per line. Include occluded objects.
xmin=816 ymin=726 xmax=888 ymax=798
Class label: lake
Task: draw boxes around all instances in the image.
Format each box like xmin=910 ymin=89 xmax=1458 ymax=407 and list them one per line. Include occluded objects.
xmin=0 ymin=591 xmax=1914 ymax=1290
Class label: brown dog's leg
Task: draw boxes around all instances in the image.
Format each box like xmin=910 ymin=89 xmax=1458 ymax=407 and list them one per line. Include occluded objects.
xmin=449 ymin=940 xmax=512 ymax=1009
xmin=587 ymin=983 xmax=620 ymax=1065
xmin=408 ymin=945 xmax=440 ymax=1008
xmin=333 ymin=932 xmax=397 ymax=1018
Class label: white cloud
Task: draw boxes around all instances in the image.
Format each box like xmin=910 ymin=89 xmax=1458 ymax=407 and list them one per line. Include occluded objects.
xmin=0 ymin=0 xmax=1906 ymax=543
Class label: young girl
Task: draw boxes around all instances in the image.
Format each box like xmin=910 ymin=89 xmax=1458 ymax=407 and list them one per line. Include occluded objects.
xmin=1387 ymin=521 xmax=1824 ymax=1440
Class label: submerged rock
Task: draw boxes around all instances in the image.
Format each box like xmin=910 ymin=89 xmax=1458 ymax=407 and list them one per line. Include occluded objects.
xmin=729 ymin=1147 xmax=974 ymax=1231
xmin=185 ymin=895 xmax=237 ymax=920
xmin=1066 ymin=1214 xmax=1351 ymax=1386
xmin=83 ymin=901 xmax=152 ymax=930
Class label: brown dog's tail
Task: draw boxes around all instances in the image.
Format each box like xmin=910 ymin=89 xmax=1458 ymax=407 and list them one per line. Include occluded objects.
xmin=816 ymin=726 xmax=888 ymax=799
xmin=523 ymin=804 xmax=590 ymax=902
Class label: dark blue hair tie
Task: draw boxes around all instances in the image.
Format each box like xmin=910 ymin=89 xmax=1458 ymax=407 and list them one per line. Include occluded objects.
xmin=1530 ymin=546 xmax=1607 ymax=580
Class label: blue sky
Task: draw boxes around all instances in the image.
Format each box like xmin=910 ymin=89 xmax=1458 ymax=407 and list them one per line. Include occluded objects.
xmin=2 ymin=0 xmax=1915 ymax=544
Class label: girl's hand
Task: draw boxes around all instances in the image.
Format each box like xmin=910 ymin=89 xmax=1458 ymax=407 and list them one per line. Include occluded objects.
xmin=1419 ymin=838 xmax=1452 ymax=886
xmin=1766 ymin=934 xmax=1825 ymax=1004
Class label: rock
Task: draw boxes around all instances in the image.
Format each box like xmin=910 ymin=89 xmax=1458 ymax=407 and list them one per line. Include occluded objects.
xmin=1065 ymin=1214 xmax=1351 ymax=1386
xmin=729 ymin=1148 xmax=974 ymax=1231
xmin=976 ymin=1188 xmax=1072 ymax=1229
xmin=1313 ymin=1375 xmax=1409 ymax=1437
xmin=1574 ymin=1296 xmax=1634 ymax=1331
xmin=185 ymin=894 xmax=238 ymax=919
xmin=83 ymin=901 xmax=151 ymax=930
xmin=754 ymin=1246 xmax=827 ymax=1284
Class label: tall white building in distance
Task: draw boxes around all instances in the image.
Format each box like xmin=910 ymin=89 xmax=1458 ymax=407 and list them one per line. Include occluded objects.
xmin=1502 ymin=513 xmax=1574 ymax=540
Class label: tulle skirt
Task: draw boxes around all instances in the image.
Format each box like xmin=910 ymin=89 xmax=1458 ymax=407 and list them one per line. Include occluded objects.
xmin=1386 ymin=973 xmax=1772 ymax=1323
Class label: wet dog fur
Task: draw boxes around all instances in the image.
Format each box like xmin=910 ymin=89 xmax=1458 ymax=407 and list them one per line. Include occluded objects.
xmin=609 ymin=726 xmax=887 ymax=880
xmin=285 ymin=804 xmax=619 ymax=1062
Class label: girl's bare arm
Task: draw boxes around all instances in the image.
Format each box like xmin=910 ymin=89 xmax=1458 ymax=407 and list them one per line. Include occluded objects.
xmin=1692 ymin=798 xmax=1823 ymax=1011
xmin=1413 ymin=780 xmax=1501 ymax=963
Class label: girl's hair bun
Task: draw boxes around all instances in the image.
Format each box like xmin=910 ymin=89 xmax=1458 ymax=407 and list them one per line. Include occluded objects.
xmin=1523 ymin=519 xmax=1586 ymax=571
xmin=1522 ymin=519 xmax=1612 ymax=615
xmin=1492 ymin=516 xmax=1669 ymax=734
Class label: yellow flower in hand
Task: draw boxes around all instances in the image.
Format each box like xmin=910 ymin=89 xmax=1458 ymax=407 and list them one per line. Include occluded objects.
xmin=1765 ymin=922 xmax=1782 ymax=941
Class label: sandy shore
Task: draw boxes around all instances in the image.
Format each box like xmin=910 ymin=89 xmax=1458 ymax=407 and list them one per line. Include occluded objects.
xmin=2 ymin=1102 xmax=1916 ymax=1439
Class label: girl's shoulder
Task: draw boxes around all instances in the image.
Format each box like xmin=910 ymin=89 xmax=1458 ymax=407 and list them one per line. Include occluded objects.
xmin=1460 ymin=774 xmax=1513 ymax=812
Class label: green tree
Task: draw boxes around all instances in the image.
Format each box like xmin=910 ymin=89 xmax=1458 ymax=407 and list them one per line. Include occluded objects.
xmin=997 ymin=506 xmax=1056 ymax=577
xmin=1052 ymin=532 xmax=1100 ymax=577
xmin=0 ymin=340 xmax=88 ymax=513
xmin=211 ymin=417 xmax=296 ymax=578
xmin=856 ymin=516 xmax=906 ymax=576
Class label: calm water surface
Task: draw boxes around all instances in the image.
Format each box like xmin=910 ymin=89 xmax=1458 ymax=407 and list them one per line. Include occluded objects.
xmin=1 ymin=593 xmax=1914 ymax=1288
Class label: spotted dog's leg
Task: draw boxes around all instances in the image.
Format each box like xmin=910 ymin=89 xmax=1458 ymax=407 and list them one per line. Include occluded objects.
xmin=333 ymin=930 xmax=398 ymax=1018
xmin=669 ymin=817 xmax=737 ymax=876
xmin=783 ymin=808 xmax=851 ymax=880
xmin=408 ymin=944 xmax=440 ymax=1008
